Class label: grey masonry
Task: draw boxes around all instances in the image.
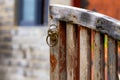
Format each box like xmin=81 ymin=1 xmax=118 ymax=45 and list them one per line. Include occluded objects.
xmin=0 ymin=0 xmax=50 ymax=80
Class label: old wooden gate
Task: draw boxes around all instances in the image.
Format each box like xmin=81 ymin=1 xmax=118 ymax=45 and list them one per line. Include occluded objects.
xmin=47 ymin=4 xmax=120 ymax=80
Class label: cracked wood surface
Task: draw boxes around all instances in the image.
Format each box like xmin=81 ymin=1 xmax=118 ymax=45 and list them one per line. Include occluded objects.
xmin=50 ymin=4 xmax=120 ymax=40
xmin=50 ymin=4 xmax=119 ymax=80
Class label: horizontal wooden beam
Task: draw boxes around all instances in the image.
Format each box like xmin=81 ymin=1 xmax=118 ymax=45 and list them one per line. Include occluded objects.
xmin=50 ymin=4 xmax=120 ymax=40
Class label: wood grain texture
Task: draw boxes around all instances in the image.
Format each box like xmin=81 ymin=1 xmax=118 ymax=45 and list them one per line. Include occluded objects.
xmin=50 ymin=23 xmax=59 ymax=80
xmin=50 ymin=4 xmax=120 ymax=40
xmin=59 ymin=21 xmax=67 ymax=80
xmin=93 ymin=32 xmax=104 ymax=80
xmin=80 ymin=27 xmax=91 ymax=80
xmin=50 ymin=5 xmax=119 ymax=80
xmin=107 ymin=37 xmax=118 ymax=80
xmin=50 ymin=21 xmax=67 ymax=80
xmin=66 ymin=23 xmax=79 ymax=80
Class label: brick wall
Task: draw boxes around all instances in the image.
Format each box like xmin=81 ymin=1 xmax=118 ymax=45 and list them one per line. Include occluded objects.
xmin=0 ymin=27 xmax=49 ymax=80
xmin=0 ymin=0 xmax=15 ymax=26
xmin=0 ymin=0 xmax=50 ymax=80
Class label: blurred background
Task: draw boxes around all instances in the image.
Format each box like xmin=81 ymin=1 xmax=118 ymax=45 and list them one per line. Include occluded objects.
xmin=0 ymin=0 xmax=119 ymax=80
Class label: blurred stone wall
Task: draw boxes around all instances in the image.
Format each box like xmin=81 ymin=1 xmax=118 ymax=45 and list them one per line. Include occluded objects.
xmin=0 ymin=0 xmax=15 ymax=26
xmin=50 ymin=0 xmax=72 ymax=5
xmin=0 ymin=0 xmax=50 ymax=80
xmin=0 ymin=27 xmax=49 ymax=80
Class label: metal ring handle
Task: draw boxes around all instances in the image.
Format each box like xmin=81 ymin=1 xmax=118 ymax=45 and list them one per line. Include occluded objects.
xmin=46 ymin=34 xmax=58 ymax=47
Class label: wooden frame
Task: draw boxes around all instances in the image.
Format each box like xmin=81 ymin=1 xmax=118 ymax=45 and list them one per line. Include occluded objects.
xmin=50 ymin=4 xmax=120 ymax=40
xmin=49 ymin=4 xmax=119 ymax=80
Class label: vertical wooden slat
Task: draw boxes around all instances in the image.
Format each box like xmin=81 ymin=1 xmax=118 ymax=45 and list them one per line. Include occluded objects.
xmin=93 ymin=32 xmax=104 ymax=80
xmin=66 ymin=23 xmax=79 ymax=80
xmin=117 ymin=41 xmax=120 ymax=80
xmin=80 ymin=27 xmax=91 ymax=80
xmin=104 ymin=35 xmax=108 ymax=80
xmin=50 ymin=21 xmax=67 ymax=80
xmin=107 ymin=37 xmax=118 ymax=80
xmin=50 ymin=34 xmax=59 ymax=80
xmin=59 ymin=21 xmax=67 ymax=80
xmin=91 ymin=30 xmax=94 ymax=80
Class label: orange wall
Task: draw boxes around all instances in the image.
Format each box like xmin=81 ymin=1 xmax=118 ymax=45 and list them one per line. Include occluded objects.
xmin=86 ymin=0 xmax=120 ymax=20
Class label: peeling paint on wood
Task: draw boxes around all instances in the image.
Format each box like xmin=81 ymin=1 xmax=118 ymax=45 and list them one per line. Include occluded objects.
xmin=50 ymin=4 xmax=120 ymax=40
xmin=50 ymin=21 xmax=67 ymax=80
xmin=50 ymin=38 xmax=59 ymax=80
xmin=50 ymin=54 xmax=57 ymax=72
xmin=49 ymin=4 xmax=119 ymax=80
xmin=50 ymin=20 xmax=59 ymax=80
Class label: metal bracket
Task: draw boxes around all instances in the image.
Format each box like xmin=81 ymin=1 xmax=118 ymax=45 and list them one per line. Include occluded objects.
xmin=46 ymin=24 xmax=58 ymax=47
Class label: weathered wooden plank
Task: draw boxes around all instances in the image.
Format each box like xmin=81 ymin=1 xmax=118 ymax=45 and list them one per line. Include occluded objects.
xmin=104 ymin=35 xmax=108 ymax=80
xmin=59 ymin=21 xmax=67 ymax=80
xmin=80 ymin=27 xmax=91 ymax=80
xmin=50 ymin=36 xmax=59 ymax=80
xmin=93 ymin=32 xmax=104 ymax=80
xmin=50 ymin=4 xmax=120 ymax=40
xmin=50 ymin=5 xmax=120 ymax=80
xmin=50 ymin=21 xmax=67 ymax=80
xmin=50 ymin=21 xmax=59 ymax=80
xmin=91 ymin=30 xmax=94 ymax=80
xmin=107 ymin=37 xmax=118 ymax=80
xmin=66 ymin=23 xmax=79 ymax=80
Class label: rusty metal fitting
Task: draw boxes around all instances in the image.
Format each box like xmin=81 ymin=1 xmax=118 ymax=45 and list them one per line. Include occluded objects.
xmin=46 ymin=24 xmax=58 ymax=47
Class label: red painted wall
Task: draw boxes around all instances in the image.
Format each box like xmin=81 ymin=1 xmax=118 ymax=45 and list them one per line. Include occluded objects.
xmin=73 ymin=0 xmax=120 ymax=20
xmin=85 ymin=0 xmax=120 ymax=20
xmin=72 ymin=0 xmax=80 ymax=7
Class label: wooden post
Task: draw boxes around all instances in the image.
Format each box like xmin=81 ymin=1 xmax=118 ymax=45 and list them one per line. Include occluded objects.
xmin=50 ymin=21 xmax=67 ymax=80
xmin=66 ymin=23 xmax=79 ymax=80
xmin=107 ymin=37 xmax=118 ymax=80
xmin=93 ymin=32 xmax=104 ymax=80
xmin=80 ymin=27 xmax=91 ymax=80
